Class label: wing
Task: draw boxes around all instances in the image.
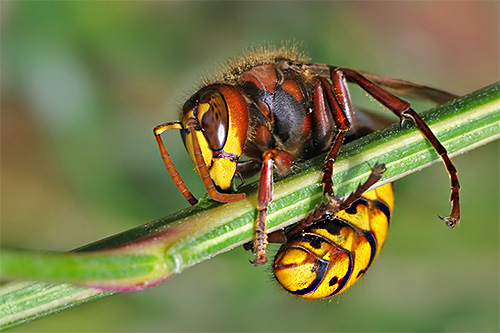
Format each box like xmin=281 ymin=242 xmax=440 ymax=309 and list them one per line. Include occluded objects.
xmin=355 ymin=71 xmax=459 ymax=104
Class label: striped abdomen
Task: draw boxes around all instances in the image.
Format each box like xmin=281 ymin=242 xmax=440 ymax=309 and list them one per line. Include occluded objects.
xmin=272 ymin=183 xmax=394 ymax=298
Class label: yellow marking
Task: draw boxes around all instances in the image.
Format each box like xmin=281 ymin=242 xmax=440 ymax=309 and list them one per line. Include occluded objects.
xmin=185 ymin=130 xmax=213 ymax=177
xmin=223 ymin=105 xmax=244 ymax=157
xmin=210 ymin=159 xmax=237 ymax=190
xmin=197 ymin=102 xmax=210 ymax=116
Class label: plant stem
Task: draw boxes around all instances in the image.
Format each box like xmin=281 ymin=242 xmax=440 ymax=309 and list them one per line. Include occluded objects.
xmin=1 ymin=82 xmax=499 ymax=330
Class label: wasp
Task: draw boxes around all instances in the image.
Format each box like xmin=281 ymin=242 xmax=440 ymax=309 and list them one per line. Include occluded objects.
xmin=153 ymin=45 xmax=460 ymax=273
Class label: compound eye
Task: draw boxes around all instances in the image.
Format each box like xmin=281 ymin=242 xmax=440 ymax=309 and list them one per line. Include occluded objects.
xmin=199 ymin=90 xmax=228 ymax=151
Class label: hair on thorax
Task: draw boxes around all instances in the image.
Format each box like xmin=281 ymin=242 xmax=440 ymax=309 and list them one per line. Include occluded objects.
xmin=201 ymin=41 xmax=309 ymax=86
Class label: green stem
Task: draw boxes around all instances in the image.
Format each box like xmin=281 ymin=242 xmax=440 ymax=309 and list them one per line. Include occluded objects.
xmin=1 ymin=83 xmax=499 ymax=330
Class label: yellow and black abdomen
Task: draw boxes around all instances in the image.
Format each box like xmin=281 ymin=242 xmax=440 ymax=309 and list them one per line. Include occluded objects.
xmin=272 ymin=183 xmax=394 ymax=299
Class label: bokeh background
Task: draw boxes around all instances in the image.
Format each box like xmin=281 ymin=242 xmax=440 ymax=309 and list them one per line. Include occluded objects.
xmin=1 ymin=1 xmax=499 ymax=332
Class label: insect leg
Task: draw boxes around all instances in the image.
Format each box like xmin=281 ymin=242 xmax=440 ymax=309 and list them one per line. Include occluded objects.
xmin=284 ymin=163 xmax=386 ymax=239
xmin=154 ymin=122 xmax=198 ymax=206
xmin=252 ymin=149 xmax=294 ymax=265
xmin=340 ymin=68 xmax=460 ymax=227
xmin=252 ymin=150 xmax=274 ymax=265
xmin=314 ymin=77 xmax=352 ymax=197
xmin=287 ymin=72 xmax=387 ymax=238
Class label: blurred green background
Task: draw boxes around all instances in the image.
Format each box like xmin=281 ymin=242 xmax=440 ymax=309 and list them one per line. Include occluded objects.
xmin=1 ymin=1 xmax=498 ymax=332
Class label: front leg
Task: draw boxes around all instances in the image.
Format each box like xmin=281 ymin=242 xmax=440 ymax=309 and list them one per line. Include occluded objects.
xmin=252 ymin=149 xmax=293 ymax=265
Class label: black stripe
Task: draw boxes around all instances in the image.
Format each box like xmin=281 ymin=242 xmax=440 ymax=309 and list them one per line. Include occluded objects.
xmin=372 ymin=199 xmax=391 ymax=223
xmin=363 ymin=230 xmax=378 ymax=269
xmin=300 ymin=233 xmax=326 ymax=249
xmin=345 ymin=197 xmax=391 ymax=224
xmin=329 ymin=250 xmax=354 ymax=297
xmin=290 ymin=258 xmax=329 ymax=296
xmin=345 ymin=197 xmax=368 ymax=215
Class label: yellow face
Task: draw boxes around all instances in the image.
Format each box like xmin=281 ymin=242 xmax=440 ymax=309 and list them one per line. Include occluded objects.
xmin=182 ymin=86 xmax=249 ymax=191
